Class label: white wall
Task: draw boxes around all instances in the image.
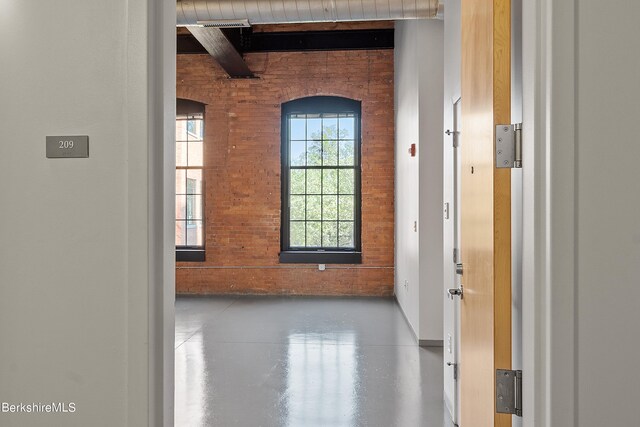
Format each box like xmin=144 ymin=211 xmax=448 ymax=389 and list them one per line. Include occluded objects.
xmin=394 ymin=20 xmax=444 ymax=341
xmin=575 ymin=1 xmax=640 ymax=425
xmin=395 ymin=21 xmax=421 ymax=334
xmin=523 ymin=1 xmax=640 ymax=425
xmin=417 ymin=21 xmax=445 ymax=342
xmin=0 ymin=0 xmax=174 ymax=425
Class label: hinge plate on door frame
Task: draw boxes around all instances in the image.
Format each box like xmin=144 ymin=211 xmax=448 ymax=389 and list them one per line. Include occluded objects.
xmin=495 ymin=123 xmax=522 ymax=168
xmin=496 ymin=369 xmax=523 ymax=416
xmin=447 ymin=362 xmax=458 ymax=381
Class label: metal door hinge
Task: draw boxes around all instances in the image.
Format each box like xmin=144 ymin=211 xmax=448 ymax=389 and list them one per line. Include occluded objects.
xmin=495 ymin=123 xmax=522 ymax=168
xmin=447 ymin=362 xmax=458 ymax=380
xmin=496 ymin=369 xmax=523 ymax=417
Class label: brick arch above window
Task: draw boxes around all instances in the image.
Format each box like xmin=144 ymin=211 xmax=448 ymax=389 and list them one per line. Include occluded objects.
xmin=177 ymin=98 xmax=206 ymax=115
xmin=278 ymin=88 xmax=364 ymax=105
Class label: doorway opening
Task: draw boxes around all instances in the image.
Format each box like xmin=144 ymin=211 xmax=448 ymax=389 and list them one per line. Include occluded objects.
xmin=171 ymin=14 xmax=448 ymax=427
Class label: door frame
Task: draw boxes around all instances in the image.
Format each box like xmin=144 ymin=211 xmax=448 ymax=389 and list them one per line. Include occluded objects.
xmin=443 ymin=96 xmax=462 ymax=424
xmin=149 ymin=0 xmax=177 ymax=425
xmin=521 ymin=0 xmax=577 ymax=425
xmin=146 ymin=0 xmax=579 ymax=424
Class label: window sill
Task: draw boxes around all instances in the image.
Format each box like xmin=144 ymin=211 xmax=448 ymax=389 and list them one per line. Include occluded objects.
xmin=176 ymin=249 xmax=205 ymax=262
xmin=279 ymin=251 xmax=362 ymax=264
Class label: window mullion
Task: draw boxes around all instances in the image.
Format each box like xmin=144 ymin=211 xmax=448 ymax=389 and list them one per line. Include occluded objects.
xmin=304 ymin=116 xmax=308 ymax=248
xmin=185 ymin=118 xmax=190 ymax=234
xmin=320 ymin=114 xmax=324 ymax=247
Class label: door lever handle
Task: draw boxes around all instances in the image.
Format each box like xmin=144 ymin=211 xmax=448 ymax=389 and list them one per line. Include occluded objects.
xmin=448 ymin=285 xmax=464 ymax=299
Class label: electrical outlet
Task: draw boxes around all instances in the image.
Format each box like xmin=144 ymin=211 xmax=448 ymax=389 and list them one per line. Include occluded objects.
xmin=413 ymin=221 xmax=417 ymax=232
xmin=404 ymin=279 xmax=409 ymax=290
xmin=318 ymin=264 xmax=326 ymax=271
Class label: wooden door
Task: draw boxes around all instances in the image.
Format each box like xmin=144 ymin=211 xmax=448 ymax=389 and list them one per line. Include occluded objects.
xmin=460 ymin=0 xmax=512 ymax=426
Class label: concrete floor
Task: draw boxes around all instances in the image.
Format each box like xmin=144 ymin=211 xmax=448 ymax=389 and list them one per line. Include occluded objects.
xmin=175 ymin=296 xmax=453 ymax=427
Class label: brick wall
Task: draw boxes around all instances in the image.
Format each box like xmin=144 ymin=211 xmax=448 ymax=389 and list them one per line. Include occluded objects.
xmin=176 ymin=47 xmax=395 ymax=296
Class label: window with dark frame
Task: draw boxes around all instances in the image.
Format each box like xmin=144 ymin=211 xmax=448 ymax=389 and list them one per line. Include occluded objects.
xmin=176 ymin=99 xmax=205 ymax=262
xmin=280 ymin=96 xmax=362 ymax=264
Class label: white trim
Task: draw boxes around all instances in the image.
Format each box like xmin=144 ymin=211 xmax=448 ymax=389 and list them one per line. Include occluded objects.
xmin=522 ymin=0 xmax=577 ymax=425
xmin=149 ymin=0 xmax=176 ymax=425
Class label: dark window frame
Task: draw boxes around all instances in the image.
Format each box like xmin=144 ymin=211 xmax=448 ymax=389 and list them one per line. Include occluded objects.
xmin=176 ymin=99 xmax=206 ymax=262
xmin=280 ymin=96 xmax=362 ymax=264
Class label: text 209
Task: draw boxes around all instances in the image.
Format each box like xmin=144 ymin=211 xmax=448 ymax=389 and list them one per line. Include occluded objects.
xmin=59 ymin=140 xmax=74 ymax=149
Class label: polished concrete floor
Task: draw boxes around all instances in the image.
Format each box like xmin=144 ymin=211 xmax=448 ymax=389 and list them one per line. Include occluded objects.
xmin=175 ymin=296 xmax=453 ymax=427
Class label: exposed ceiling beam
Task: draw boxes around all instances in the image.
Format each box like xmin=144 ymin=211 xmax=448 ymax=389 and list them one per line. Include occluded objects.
xmin=186 ymin=26 xmax=255 ymax=78
xmin=178 ymin=28 xmax=395 ymax=55
xmin=243 ymin=29 xmax=394 ymax=53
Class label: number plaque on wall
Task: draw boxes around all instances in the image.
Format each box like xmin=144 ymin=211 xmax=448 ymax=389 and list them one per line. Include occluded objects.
xmin=46 ymin=136 xmax=89 ymax=158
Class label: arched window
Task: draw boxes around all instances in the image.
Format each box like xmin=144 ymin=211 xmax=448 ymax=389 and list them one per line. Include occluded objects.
xmin=280 ymin=96 xmax=362 ymax=264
